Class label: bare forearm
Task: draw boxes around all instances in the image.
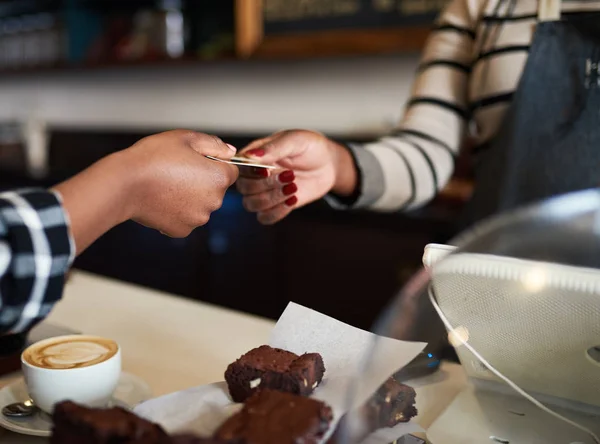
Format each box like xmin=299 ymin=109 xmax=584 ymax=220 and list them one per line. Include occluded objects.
xmin=329 ymin=140 xmax=358 ymax=197
xmin=51 ymin=151 xmax=135 ymax=255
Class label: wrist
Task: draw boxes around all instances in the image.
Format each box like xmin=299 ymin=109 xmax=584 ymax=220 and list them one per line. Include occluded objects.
xmin=329 ymin=140 xmax=358 ymax=197
xmin=50 ymin=148 xmax=138 ymax=255
xmin=95 ymin=150 xmax=139 ymax=224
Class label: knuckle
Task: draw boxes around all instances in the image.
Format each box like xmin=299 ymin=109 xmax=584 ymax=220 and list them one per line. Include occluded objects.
xmin=180 ymin=130 xmax=199 ymax=143
xmin=211 ymin=197 xmax=224 ymax=212
xmin=136 ymin=134 xmax=151 ymax=145
xmin=242 ymin=197 xmax=257 ymax=212
xmin=248 ymin=193 xmax=274 ymax=212
xmin=262 ymin=140 xmax=277 ymax=152
xmin=257 ymin=195 xmax=272 ymax=210
xmin=194 ymin=212 xmax=211 ymax=226
xmin=183 ymin=131 xmax=221 ymax=149
xmin=214 ymin=169 xmax=231 ymax=190
xmin=229 ymin=165 xmax=240 ymax=182
xmin=243 ymin=196 xmax=268 ymax=212
xmin=180 ymin=208 xmax=208 ymax=228
xmin=208 ymin=134 xmax=223 ymax=148
xmin=214 ymin=164 xmax=237 ymax=189
xmin=258 ymin=205 xmax=291 ymax=225
xmin=257 ymin=211 xmax=277 ymax=225
xmin=179 ymin=227 xmax=193 ymax=237
xmin=273 ymin=129 xmax=289 ymax=138
xmin=267 ymin=175 xmax=279 ymax=188
xmin=242 ymin=136 xmax=269 ymax=152
xmin=176 ymin=131 xmax=200 ymax=149
xmin=165 ymin=226 xmax=191 ymax=238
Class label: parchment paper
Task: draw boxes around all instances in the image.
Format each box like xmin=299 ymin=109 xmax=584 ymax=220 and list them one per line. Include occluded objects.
xmin=135 ymin=302 xmax=426 ymax=442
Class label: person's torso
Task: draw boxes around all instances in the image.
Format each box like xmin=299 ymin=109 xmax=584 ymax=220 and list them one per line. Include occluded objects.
xmin=461 ymin=0 xmax=600 ymax=225
xmin=468 ymin=0 xmax=600 ymax=148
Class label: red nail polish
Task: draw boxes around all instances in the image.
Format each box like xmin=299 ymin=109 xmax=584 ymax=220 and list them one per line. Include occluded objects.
xmin=278 ymin=170 xmax=295 ymax=183
xmin=252 ymin=167 xmax=269 ymax=178
xmin=285 ymin=196 xmax=298 ymax=207
xmin=282 ymin=183 xmax=297 ymax=196
xmin=247 ymin=148 xmax=265 ymax=157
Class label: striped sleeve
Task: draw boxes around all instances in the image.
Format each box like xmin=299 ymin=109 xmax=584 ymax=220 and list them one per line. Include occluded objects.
xmin=330 ymin=0 xmax=478 ymax=212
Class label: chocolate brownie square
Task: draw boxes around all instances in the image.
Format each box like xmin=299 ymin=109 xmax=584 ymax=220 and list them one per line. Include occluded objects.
xmin=215 ymin=389 xmax=333 ymax=444
xmin=364 ymin=377 xmax=417 ymax=429
xmin=326 ymin=379 xmax=417 ymax=443
xmin=224 ymin=345 xmax=325 ymax=402
xmin=51 ymin=401 xmax=170 ymax=444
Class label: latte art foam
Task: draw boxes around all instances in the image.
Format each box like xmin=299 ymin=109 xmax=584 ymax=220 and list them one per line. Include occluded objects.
xmin=23 ymin=337 xmax=118 ymax=369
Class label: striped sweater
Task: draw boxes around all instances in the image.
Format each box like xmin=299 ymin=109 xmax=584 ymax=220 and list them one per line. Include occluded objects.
xmin=343 ymin=0 xmax=600 ymax=212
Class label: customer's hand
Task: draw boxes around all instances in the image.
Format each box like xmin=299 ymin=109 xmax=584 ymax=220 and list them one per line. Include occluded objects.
xmin=236 ymin=130 xmax=357 ymax=225
xmin=54 ymin=129 xmax=239 ymax=252
xmin=124 ymin=130 xmax=239 ymax=237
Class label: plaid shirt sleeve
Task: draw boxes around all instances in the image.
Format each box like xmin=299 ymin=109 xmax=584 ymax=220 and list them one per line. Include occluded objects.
xmin=0 ymin=189 xmax=75 ymax=335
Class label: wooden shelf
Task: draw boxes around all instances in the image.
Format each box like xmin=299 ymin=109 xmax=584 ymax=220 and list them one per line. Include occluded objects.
xmin=0 ymin=27 xmax=429 ymax=77
xmin=234 ymin=0 xmax=435 ymax=59
xmin=0 ymin=26 xmax=430 ymax=77
xmin=0 ymin=0 xmax=437 ymax=76
xmin=254 ymin=27 xmax=431 ymax=59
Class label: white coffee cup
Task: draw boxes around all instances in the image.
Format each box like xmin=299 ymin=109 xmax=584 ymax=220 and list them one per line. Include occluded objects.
xmin=21 ymin=334 xmax=121 ymax=413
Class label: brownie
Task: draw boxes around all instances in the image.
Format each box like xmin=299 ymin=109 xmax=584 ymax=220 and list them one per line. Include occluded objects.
xmin=325 ymin=379 xmax=417 ymax=443
xmin=215 ymin=389 xmax=333 ymax=444
xmin=364 ymin=377 xmax=417 ymax=429
xmin=224 ymin=345 xmax=325 ymax=402
xmin=51 ymin=401 xmax=170 ymax=444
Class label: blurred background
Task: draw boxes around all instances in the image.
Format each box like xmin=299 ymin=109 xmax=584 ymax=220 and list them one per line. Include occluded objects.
xmin=0 ymin=0 xmax=473 ymax=330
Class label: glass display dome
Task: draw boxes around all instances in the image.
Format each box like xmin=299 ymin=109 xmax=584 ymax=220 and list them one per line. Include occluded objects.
xmin=339 ymin=189 xmax=600 ymax=444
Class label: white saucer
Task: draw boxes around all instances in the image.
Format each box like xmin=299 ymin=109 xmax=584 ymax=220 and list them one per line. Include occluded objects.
xmin=0 ymin=372 xmax=152 ymax=437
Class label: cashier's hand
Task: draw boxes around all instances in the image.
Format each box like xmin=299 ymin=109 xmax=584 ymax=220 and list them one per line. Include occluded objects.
xmin=236 ymin=130 xmax=357 ymax=225
xmin=123 ymin=130 xmax=239 ymax=237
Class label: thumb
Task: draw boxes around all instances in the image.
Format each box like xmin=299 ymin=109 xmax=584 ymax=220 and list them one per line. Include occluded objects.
xmin=239 ymin=132 xmax=300 ymax=165
xmin=189 ymin=133 xmax=237 ymax=159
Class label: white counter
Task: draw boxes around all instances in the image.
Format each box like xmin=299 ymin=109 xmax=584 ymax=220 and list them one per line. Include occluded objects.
xmin=0 ymin=271 xmax=467 ymax=443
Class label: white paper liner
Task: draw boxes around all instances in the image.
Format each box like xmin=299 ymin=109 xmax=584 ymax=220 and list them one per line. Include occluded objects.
xmin=135 ymin=302 xmax=426 ymax=443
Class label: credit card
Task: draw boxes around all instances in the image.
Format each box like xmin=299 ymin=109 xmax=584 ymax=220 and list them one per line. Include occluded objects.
xmin=205 ymin=155 xmax=276 ymax=170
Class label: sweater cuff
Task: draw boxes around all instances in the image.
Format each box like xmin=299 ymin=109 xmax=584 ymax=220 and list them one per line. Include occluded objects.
xmin=326 ymin=142 xmax=386 ymax=210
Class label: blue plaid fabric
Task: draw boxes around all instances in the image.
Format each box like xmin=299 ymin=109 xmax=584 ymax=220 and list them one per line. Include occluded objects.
xmin=0 ymin=189 xmax=74 ymax=334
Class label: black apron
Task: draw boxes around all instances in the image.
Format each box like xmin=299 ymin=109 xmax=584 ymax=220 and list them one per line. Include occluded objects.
xmin=407 ymin=0 xmax=600 ymax=369
xmin=463 ymin=0 xmax=600 ymax=226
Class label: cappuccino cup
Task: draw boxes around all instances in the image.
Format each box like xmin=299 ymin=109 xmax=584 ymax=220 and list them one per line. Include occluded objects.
xmin=21 ymin=335 xmax=121 ymax=413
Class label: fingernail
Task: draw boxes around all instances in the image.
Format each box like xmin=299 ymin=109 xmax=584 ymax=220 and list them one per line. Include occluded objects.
xmin=278 ymin=170 xmax=295 ymax=183
xmin=252 ymin=167 xmax=269 ymax=178
xmin=247 ymin=148 xmax=265 ymax=157
xmin=226 ymin=143 xmax=237 ymax=153
xmin=285 ymin=196 xmax=298 ymax=207
xmin=282 ymin=183 xmax=297 ymax=196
